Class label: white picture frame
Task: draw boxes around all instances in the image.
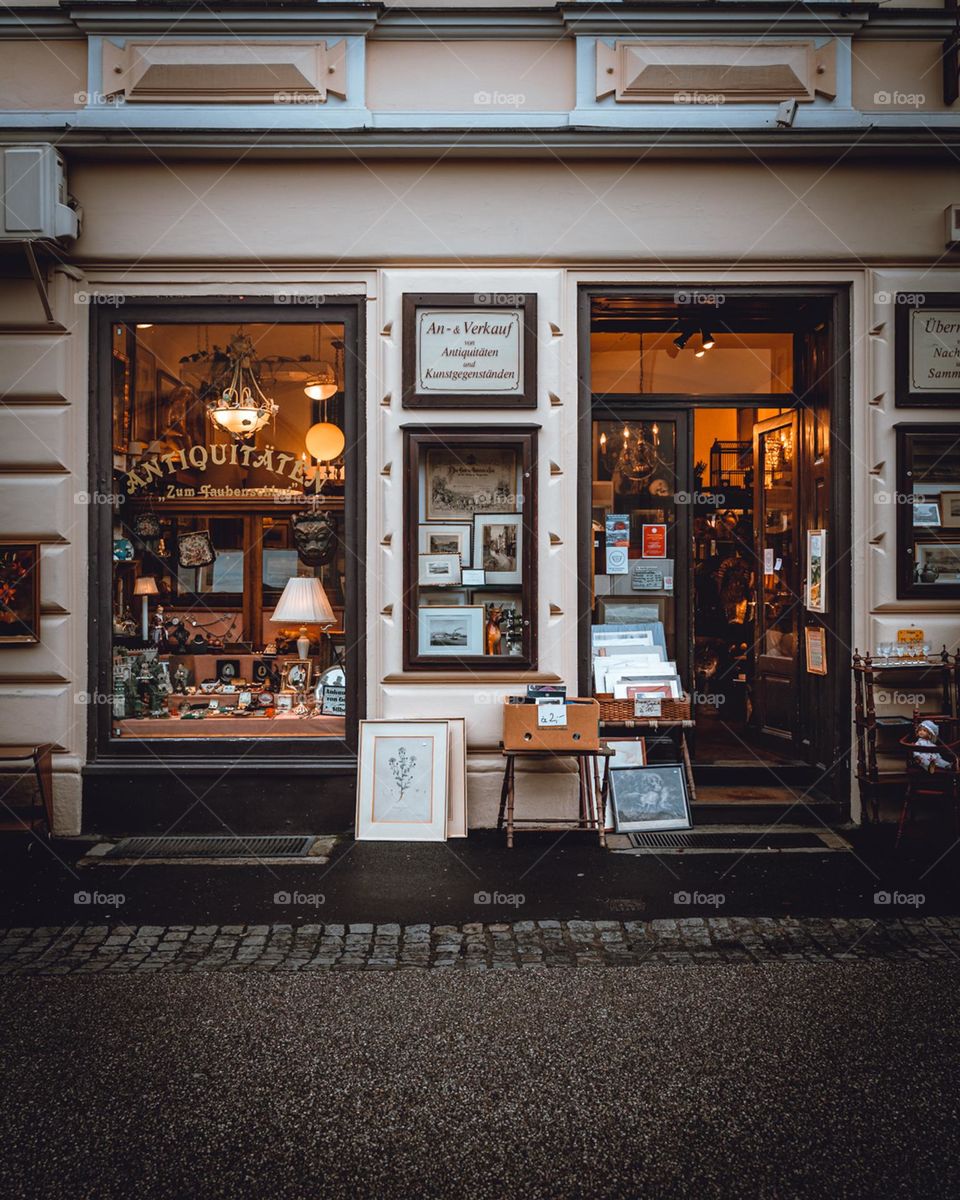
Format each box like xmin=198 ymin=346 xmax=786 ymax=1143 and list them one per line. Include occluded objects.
xmin=912 ymin=501 xmax=941 ymax=528
xmin=805 ymin=529 xmax=827 ymax=613
xmin=418 ymin=605 xmax=485 ymax=656
xmin=418 ymin=523 xmax=472 ymax=561
xmin=473 ymin=513 xmax=522 ymax=585
xmin=418 ymin=552 xmax=462 ymax=587
xmin=356 ymin=720 xmax=449 ymax=841
xmin=443 ymin=717 xmax=468 ymax=838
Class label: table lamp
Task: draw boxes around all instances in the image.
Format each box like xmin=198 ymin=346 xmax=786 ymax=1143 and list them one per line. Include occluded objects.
xmin=270 ymin=576 xmax=335 ymax=661
xmin=133 ymin=575 xmax=158 ymax=642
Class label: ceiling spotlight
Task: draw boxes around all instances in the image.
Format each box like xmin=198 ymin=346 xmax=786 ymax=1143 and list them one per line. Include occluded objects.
xmin=701 ymin=330 xmax=716 ymax=350
xmin=673 ymin=330 xmax=691 ymax=351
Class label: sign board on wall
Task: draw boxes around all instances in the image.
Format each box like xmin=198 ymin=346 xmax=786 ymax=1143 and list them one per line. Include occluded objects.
xmin=896 ymin=293 xmax=960 ymax=406
xmin=402 ymin=293 xmax=538 ymax=408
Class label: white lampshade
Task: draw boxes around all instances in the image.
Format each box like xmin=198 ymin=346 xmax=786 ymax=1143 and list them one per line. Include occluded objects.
xmin=305 ymin=421 xmax=345 ymax=463
xmin=303 ymin=362 xmax=338 ymax=401
xmin=270 ymin=576 xmax=335 ymax=627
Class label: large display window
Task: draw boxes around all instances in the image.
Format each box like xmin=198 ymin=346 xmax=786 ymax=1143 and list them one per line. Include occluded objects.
xmin=95 ymin=306 xmax=361 ymax=750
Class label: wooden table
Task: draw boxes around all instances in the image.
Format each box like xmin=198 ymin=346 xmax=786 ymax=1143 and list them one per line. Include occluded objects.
xmin=497 ymin=743 xmax=613 ymax=849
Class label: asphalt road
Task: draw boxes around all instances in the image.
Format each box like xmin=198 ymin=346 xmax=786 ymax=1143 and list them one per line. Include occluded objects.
xmin=1 ymin=962 xmax=958 ymax=1199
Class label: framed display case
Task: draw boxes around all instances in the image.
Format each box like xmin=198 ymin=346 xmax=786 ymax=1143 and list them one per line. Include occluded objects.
xmin=403 ymin=425 xmax=538 ymax=670
xmin=896 ymin=423 xmax=960 ymax=598
xmin=895 ymin=293 xmax=960 ymax=408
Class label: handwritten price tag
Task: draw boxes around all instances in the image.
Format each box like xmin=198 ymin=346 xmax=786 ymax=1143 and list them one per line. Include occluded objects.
xmin=537 ymin=704 xmax=567 ymax=728
xmin=634 ymin=698 xmax=662 ymax=718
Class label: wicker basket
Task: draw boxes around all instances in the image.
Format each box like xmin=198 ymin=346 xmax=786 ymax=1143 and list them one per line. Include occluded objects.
xmin=595 ymin=692 xmax=692 ymax=723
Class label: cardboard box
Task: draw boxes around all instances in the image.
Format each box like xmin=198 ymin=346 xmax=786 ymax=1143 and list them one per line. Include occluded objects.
xmin=502 ymin=697 xmax=600 ymax=752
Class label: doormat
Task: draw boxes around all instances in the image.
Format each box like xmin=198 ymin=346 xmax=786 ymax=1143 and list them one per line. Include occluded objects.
xmin=83 ymin=835 xmax=334 ymax=866
xmin=626 ymin=830 xmax=848 ymax=853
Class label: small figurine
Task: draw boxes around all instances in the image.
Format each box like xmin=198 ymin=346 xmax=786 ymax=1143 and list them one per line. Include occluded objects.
xmin=486 ymin=605 xmax=503 ymax=656
xmin=172 ymin=663 xmax=190 ymax=694
xmin=911 ymin=720 xmax=952 ymax=772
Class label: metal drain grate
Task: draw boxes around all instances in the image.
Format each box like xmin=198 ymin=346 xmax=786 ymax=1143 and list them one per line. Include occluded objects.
xmin=103 ymin=835 xmax=314 ymax=859
xmin=628 ymin=831 xmax=830 ymax=850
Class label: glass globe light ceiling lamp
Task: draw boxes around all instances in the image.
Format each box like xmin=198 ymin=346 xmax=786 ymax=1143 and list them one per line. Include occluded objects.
xmin=206 ymin=332 xmax=279 ymax=439
xmin=305 ymin=338 xmax=345 ymax=465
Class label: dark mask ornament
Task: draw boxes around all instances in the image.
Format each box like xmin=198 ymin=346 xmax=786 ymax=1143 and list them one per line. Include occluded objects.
xmin=291 ymin=509 xmax=338 ymax=567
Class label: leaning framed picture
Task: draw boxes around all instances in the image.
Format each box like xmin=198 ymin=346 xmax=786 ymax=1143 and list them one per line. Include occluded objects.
xmin=610 ymin=764 xmax=692 ymax=833
xmin=402 ymin=292 xmax=538 ymax=409
xmin=356 ymin=720 xmax=450 ymax=841
xmin=443 ymin=717 xmax=468 ymax=839
xmin=417 ymin=605 xmax=485 ymax=656
xmin=0 ymin=542 xmax=40 ymax=646
xmin=473 ymin=513 xmax=522 ymax=585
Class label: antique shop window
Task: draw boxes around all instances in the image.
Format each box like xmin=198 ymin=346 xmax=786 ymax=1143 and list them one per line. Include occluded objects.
xmin=896 ymin=423 xmax=960 ymax=599
xmin=109 ymin=319 xmax=349 ymax=739
xmin=403 ymin=427 xmax=538 ymax=670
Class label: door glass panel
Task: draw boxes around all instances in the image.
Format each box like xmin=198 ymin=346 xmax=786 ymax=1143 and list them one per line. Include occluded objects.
xmin=757 ymin=420 xmax=799 ymax=664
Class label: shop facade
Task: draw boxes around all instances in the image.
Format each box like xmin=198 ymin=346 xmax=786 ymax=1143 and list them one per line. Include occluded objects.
xmin=1 ymin=1 xmax=959 ymax=834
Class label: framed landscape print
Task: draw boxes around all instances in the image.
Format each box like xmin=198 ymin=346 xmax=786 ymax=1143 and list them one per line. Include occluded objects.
xmin=402 ymin=292 xmax=538 ymax=409
xmin=418 ymin=523 xmax=471 ymax=561
xmin=356 ymin=720 xmax=450 ymax=841
xmin=940 ymin=492 xmax=960 ymax=528
xmin=610 ymin=765 xmax=692 ymax=833
xmin=916 ymin=541 xmax=960 ymax=583
xmin=417 ymin=605 xmax=485 ymax=656
xmin=418 ymin=552 xmax=462 ymax=587
xmin=424 ymin=446 xmax=521 ymax=521
xmin=473 ymin=513 xmax=522 ymax=585
xmin=0 ymin=542 xmax=40 ymax=646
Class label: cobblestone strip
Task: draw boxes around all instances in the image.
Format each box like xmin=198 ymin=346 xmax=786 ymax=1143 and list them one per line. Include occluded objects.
xmin=0 ymin=918 xmax=957 ymax=975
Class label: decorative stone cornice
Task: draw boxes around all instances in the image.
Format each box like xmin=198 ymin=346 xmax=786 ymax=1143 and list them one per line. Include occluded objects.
xmin=65 ymin=2 xmax=382 ymax=37
xmin=561 ymin=2 xmax=877 ymax=39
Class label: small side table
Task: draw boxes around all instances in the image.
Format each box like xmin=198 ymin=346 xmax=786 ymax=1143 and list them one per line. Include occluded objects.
xmin=497 ymin=743 xmax=613 ymax=849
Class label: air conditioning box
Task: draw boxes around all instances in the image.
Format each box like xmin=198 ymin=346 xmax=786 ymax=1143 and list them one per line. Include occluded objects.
xmin=1 ymin=145 xmax=79 ymax=242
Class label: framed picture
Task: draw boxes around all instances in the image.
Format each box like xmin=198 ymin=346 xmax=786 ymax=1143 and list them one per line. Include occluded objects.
xmin=940 ymin=492 xmax=960 ymax=528
xmin=916 ymin=540 xmax=960 ymax=582
xmin=805 ymin=529 xmax=827 ymax=613
xmin=418 ymin=523 xmax=471 ymax=561
xmin=417 ymin=605 xmax=485 ymax=656
xmin=419 ymin=588 xmax=469 ymax=607
xmin=275 ymin=693 xmax=293 ymax=712
xmin=0 ymin=542 xmax=40 ymax=646
xmin=895 ymin=293 xmax=960 ymax=407
xmin=913 ymin=501 xmax=942 ymax=527
xmin=443 ymin=717 xmax=468 ymax=838
xmin=805 ymin=626 xmax=827 ymax=675
xmin=423 ymin=446 xmax=521 ymax=522
xmin=356 ymin=720 xmax=450 ymax=841
xmin=402 ymin=292 xmax=537 ymax=409
xmin=251 ymin=659 xmax=270 ymax=684
xmin=602 ymin=738 xmax=646 ymax=830
xmin=461 ymin=567 xmax=486 ymax=586
xmin=473 ymin=513 xmax=522 ymax=584
xmin=215 ymin=659 xmax=240 ymax=684
xmin=281 ymin=660 xmax=314 ymax=693
xmin=418 ymin=552 xmax=462 ymax=587
xmin=610 ymin=765 xmax=692 ymax=833
xmin=133 ymin=344 xmax=157 ymax=443
xmin=177 ymin=529 xmax=216 ymax=569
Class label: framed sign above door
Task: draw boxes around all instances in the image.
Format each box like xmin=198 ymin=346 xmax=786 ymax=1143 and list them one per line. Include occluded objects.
xmin=895 ymin=292 xmax=960 ymax=407
xmin=402 ymin=293 xmax=538 ymax=408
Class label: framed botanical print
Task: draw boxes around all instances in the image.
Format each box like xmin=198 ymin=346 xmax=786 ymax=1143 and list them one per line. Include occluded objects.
xmin=356 ymin=720 xmax=450 ymax=841
xmin=402 ymin=292 xmax=538 ymax=409
xmin=0 ymin=542 xmax=40 ymax=645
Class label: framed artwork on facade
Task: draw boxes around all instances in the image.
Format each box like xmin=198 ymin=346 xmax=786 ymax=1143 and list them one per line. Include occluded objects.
xmin=423 ymin=446 xmax=521 ymax=521
xmin=418 ymin=522 xmax=471 ymax=561
xmin=402 ymin=292 xmax=538 ymax=409
xmin=610 ymin=765 xmax=692 ymax=833
xmin=805 ymin=529 xmax=827 ymax=613
xmin=0 ymin=542 xmax=40 ymax=646
xmin=895 ymin=293 xmax=960 ymax=407
xmin=356 ymin=720 xmax=450 ymax=841
xmin=473 ymin=513 xmax=522 ymax=585
xmin=418 ymin=552 xmax=462 ymax=587
xmin=417 ymin=605 xmax=485 ymax=656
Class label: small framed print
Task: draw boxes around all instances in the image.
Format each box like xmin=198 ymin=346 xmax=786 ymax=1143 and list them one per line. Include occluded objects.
xmin=940 ymin=492 xmax=960 ymax=528
xmin=419 ymin=588 xmax=469 ymax=607
xmin=473 ymin=513 xmax=522 ymax=585
xmin=913 ymin=501 xmax=942 ymax=527
xmin=275 ymin=693 xmax=293 ymax=712
xmin=237 ymin=690 xmax=253 ymax=708
xmin=417 ymin=605 xmax=485 ymax=656
xmin=461 ymin=567 xmax=486 ymax=587
xmin=805 ymin=529 xmax=827 ymax=613
xmin=252 ymin=659 xmax=270 ymax=684
xmin=0 ymin=542 xmax=40 ymax=646
xmin=805 ymin=626 xmax=827 ymax=675
xmin=281 ymin=660 xmax=313 ymax=693
xmin=418 ymin=552 xmax=463 ymax=587
xmin=356 ymin=719 xmax=450 ymax=841
xmin=216 ymin=658 xmax=241 ymax=684
xmin=418 ymin=523 xmax=471 ymax=561
xmin=402 ymin=292 xmax=537 ymax=409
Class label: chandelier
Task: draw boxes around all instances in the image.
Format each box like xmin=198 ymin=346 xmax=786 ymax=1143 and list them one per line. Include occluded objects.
xmin=615 ymin=423 xmax=659 ymax=485
xmin=205 ymin=332 xmax=279 ymax=439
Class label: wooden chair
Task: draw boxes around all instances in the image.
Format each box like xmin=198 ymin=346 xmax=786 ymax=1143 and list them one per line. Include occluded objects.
xmin=896 ymin=715 xmax=960 ymax=849
xmin=0 ymin=744 xmax=54 ymax=835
